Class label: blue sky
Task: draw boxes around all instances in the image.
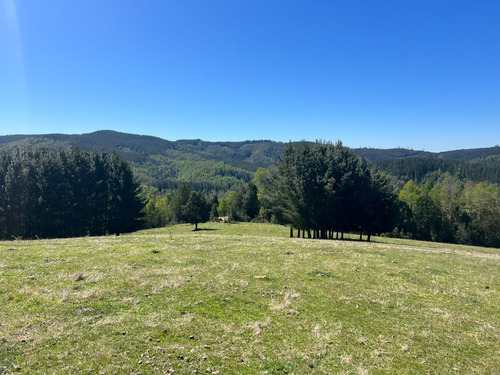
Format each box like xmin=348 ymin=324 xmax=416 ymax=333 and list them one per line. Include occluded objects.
xmin=1 ymin=0 xmax=499 ymax=151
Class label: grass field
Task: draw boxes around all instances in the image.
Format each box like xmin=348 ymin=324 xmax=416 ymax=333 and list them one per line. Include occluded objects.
xmin=0 ymin=222 xmax=499 ymax=374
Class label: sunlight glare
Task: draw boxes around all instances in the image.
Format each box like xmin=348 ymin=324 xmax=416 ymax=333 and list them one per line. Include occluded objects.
xmin=1 ymin=0 xmax=28 ymax=129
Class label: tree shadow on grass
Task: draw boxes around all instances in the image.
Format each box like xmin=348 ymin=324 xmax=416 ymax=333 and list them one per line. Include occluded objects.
xmin=192 ymin=228 xmax=218 ymax=232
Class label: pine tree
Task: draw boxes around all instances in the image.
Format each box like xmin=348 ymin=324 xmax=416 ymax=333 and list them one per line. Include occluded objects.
xmin=242 ymin=182 xmax=260 ymax=220
xmin=169 ymin=182 xmax=192 ymax=223
xmin=0 ymin=148 xmax=144 ymax=239
xmin=183 ymin=191 xmax=209 ymax=230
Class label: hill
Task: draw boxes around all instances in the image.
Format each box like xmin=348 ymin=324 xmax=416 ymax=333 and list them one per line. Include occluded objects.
xmin=374 ymin=156 xmax=500 ymax=184
xmin=0 ymin=222 xmax=499 ymax=373
xmin=0 ymin=131 xmax=499 ymax=190
xmin=0 ymin=131 xmax=285 ymax=192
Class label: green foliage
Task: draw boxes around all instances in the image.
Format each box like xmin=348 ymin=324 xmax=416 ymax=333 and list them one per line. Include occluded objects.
xmin=0 ymin=132 xmax=282 ymax=194
xmin=1 ymin=132 xmax=498 ymax=246
xmin=132 ymin=152 xmax=252 ymax=194
xmin=169 ymin=182 xmax=192 ymax=223
xmin=166 ymin=184 xmax=211 ymax=229
xmin=183 ymin=191 xmax=210 ymax=230
xmin=397 ymin=177 xmax=500 ymax=247
xmin=219 ymin=181 xmax=264 ymax=222
xmin=227 ymin=189 xmax=245 ymax=222
xmin=263 ymin=141 xmax=399 ymax=239
xmin=375 ymin=156 xmax=500 ymax=185
xmin=208 ymin=195 xmax=219 ymax=221
xmin=217 ymin=192 xmax=232 ymax=218
xmin=0 ymin=148 xmax=143 ymax=239
xmin=141 ymin=192 xmax=171 ymax=229
xmin=361 ymin=169 xmax=400 ymax=239
xmin=463 ymin=182 xmax=500 ymax=247
xmin=1 ymin=131 xmax=499 ymax=196
xmin=242 ymin=182 xmax=260 ymax=220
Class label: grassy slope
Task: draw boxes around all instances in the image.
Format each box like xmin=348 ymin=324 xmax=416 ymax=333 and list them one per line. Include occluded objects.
xmin=0 ymin=223 xmax=499 ymax=374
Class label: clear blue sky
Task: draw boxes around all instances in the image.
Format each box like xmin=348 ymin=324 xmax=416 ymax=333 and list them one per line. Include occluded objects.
xmin=1 ymin=0 xmax=499 ymax=151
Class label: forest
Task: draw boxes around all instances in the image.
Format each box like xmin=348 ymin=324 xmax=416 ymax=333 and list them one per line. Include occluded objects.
xmin=262 ymin=141 xmax=397 ymax=241
xmin=396 ymin=178 xmax=500 ymax=247
xmin=1 ymin=131 xmax=499 ymax=193
xmin=143 ymin=141 xmax=500 ymax=248
xmin=375 ymin=156 xmax=500 ymax=185
xmin=0 ymin=148 xmax=143 ymax=240
xmin=0 ymin=133 xmax=499 ymax=248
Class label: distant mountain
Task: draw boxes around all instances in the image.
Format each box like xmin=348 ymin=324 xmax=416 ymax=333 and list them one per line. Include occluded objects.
xmin=0 ymin=131 xmax=499 ymax=190
xmin=355 ymin=146 xmax=500 ymax=162
xmin=354 ymin=148 xmax=434 ymax=161
xmin=0 ymin=131 xmax=286 ymax=192
xmin=374 ymin=157 xmax=500 ymax=185
xmin=359 ymin=146 xmax=500 ymax=184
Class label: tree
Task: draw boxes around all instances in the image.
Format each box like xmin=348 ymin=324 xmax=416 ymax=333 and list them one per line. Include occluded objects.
xmin=209 ymin=194 xmax=219 ymax=221
xmin=169 ymin=182 xmax=192 ymax=223
xmin=217 ymin=192 xmax=233 ymax=218
xmin=106 ymin=153 xmax=143 ymax=234
xmin=429 ymin=175 xmax=463 ymax=243
xmin=183 ymin=191 xmax=209 ymax=230
xmin=0 ymin=148 xmax=144 ymax=239
xmin=242 ymin=182 xmax=260 ymax=220
xmin=142 ymin=192 xmax=171 ymax=229
xmin=262 ymin=140 xmax=398 ymax=240
xmin=228 ymin=188 xmax=245 ymax=222
xmin=464 ymin=182 xmax=500 ymax=247
xmin=362 ymin=170 xmax=399 ymax=241
xmin=264 ymin=141 xmax=321 ymax=235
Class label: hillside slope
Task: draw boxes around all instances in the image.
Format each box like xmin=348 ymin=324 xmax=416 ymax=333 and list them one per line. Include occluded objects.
xmin=0 ymin=222 xmax=499 ymax=373
xmin=0 ymin=131 xmax=499 ymax=190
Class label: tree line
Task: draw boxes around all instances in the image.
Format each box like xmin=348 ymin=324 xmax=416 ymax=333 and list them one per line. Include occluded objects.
xmin=261 ymin=141 xmax=397 ymax=240
xmin=2 ymin=143 xmax=497 ymax=248
xmin=375 ymin=157 xmax=500 ymax=185
xmin=0 ymin=148 xmax=143 ymax=240
xmin=144 ymin=141 xmax=499 ymax=248
xmin=397 ymin=177 xmax=500 ymax=248
xmin=144 ymin=141 xmax=398 ymax=241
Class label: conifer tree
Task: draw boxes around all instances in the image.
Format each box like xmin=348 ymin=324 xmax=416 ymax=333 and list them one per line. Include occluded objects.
xmin=183 ymin=191 xmax=210 ymax=230
xmin=0 ymin=148 xmax=144 ymax=239
xmin=169 ymin=182 xmax=192 ymax=223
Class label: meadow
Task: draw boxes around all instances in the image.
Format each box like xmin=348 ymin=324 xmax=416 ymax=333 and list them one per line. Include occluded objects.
xmin=0 ymin=222 xmax=499 ymax=374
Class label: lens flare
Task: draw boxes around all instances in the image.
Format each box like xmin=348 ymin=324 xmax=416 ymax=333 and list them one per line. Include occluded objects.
xmin=1 ymin=0 xmax=27 ymax=129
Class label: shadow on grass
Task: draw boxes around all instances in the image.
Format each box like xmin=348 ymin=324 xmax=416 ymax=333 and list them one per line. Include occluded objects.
xmin=192 ymin=228 xmax=218 ymax=232
xmin=293 ymin=236 xmax=370 ymax=243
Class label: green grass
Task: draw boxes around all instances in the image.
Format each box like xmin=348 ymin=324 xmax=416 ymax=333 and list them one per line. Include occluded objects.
xmin=1 ymin=222 xmax=499 ymax=374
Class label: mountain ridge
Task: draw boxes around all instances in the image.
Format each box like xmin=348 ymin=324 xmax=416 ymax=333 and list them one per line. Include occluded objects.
xmin=1 ymin=129 xmax=498 ymax=159
xmin=1 ymin=130 xmax=499 ymax=191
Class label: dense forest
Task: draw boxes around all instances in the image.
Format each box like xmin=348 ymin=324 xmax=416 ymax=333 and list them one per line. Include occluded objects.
xmin=375 ymin=157 xmax=500 ymax=185
xmin=1 ymin=131 xmax=499 ymax=193
xmin=397 ymin=177 xmax=500 ymax=248
xmin=262 ymin=141 xmax=397 ymax=240
xmin=0 ymin=148 xmax=143 ymax=240
xmin=142 ymin=142 xmax=500 ymax=248
xmin=0 ymin=131 xmax=499 ymax=247
xmin=0 ymin=131 xmax=283 ymax=193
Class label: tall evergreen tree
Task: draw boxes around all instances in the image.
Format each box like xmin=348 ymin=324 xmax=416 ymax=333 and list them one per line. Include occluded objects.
xmin=242 ymin=182 xmax=260 ymax=221
xmin=362 ymin=170 xmax=398 ymax=241
xmin=169 ymin=182 xmax=192 ymax=223
xmin=183 ymin=191 xmax=210 ymax=230
xmin=262 ymin=140 xmax=399 ymax=240
xmin=0 ymin=148 xmax=144 ymax=239
xmin=107 ymin=153 xmax=143 ymax=234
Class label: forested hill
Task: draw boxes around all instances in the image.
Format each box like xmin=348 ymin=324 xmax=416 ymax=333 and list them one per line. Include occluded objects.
xmin=0 ymin=131 xmax=499 ymax=190
xmin=0 ymin=131 xmax=285 ymax=191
